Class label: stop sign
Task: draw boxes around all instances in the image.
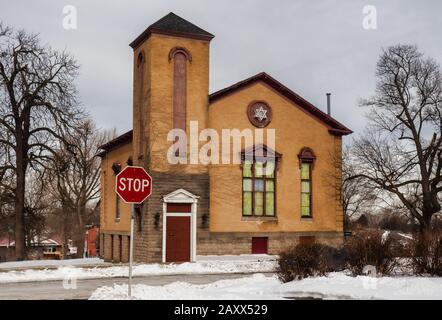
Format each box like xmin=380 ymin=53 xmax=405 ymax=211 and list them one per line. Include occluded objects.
xmin=115 ymin=166 xmax=152 ymax=204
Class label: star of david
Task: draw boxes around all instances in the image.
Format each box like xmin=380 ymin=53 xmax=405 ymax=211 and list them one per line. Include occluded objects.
xmin=254 ymin=105 xmax=268 ymax=122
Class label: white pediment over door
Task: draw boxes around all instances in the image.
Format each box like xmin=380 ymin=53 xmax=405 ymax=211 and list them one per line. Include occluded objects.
xmin=163 ymin=188 xmax=199 ymax=203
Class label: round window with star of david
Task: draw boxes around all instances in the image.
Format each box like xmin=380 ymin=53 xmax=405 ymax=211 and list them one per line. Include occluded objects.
xmin=247 ymin=101 xmax=272 ymax=128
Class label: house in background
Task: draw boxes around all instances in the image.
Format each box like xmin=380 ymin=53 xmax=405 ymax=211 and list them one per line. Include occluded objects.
xmin=0 ymin=236 xmax=62 ymax=261
xmin=0 ymin=236 xmax=15 ymax=262
xmin=98 ymin=12 xmax=351 ymax=263
xmin=84 ymin=225 xmax=99 ymax=257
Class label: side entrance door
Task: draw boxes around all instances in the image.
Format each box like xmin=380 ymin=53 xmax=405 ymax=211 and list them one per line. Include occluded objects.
xmin=166 ymin=216 xmax=191 ymax=262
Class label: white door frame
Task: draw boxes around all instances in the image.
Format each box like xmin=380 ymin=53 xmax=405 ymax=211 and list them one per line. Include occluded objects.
xmin=162 ymin=188 xmax=199 ymax=263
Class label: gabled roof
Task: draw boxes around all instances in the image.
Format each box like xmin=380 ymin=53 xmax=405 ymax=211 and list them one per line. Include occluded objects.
xmin=163 ymin=188 xmax=200 ymax=203
xmin=241 ymin=144 xmax=282 ymax=160
xmin=98 ymin=130 xmax=133 ymax=157
xmin=130 ymin=12 xmax=214 ymax=49
xmin=0 ymin=237 xmax=14 ymax=247
xmin=209 ymin=72 xmax=352 ymax=136
xmin=0 ymin=236 xmax=61 ymax=247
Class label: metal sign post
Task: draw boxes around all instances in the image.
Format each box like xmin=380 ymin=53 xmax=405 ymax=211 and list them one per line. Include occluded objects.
xmin=128 ymin=204 xmax=135 ymax=297
xmin=115 ymin=166 xmax=152 ymax=298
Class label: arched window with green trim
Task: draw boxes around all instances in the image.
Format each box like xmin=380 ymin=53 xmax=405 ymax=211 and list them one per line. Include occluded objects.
xmin=298 ymin=147 xmax=316 ymax=218
xmin=242 ymin=145 xmax=281 ymax=217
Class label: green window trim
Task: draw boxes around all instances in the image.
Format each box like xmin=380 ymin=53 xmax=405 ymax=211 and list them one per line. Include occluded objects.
xmin=300 ymin=162 xmax=312 ymax=218
xmin=298 ymin=147 xmax=316 ymax=218
xmin=242 ymin=160 xmax=276 ymax=217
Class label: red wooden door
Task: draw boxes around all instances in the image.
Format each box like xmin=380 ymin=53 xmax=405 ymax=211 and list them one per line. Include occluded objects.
xmin=252 ymin=237 xmax=268 ymax=254
xmin=166 ymin=216 xmax=191 ymax=262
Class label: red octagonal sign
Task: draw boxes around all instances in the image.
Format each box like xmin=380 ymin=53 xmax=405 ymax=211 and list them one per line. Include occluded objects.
xmin=115 ymin=166 xmax=152 ymax=204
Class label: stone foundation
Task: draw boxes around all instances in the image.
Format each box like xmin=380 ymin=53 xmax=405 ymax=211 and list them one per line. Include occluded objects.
xmin=103 ymin=228 xmax=342 ymax=263
xmin=100 ymin=232 xmax=130 ymax=263
xmin=197 ymin=231 xmax=343 ymax=256
xmin=109 ymin=170 xmax=344 ymax=264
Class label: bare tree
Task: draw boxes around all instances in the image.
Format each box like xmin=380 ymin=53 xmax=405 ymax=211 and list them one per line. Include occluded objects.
xmin=342 ymin=147 xmax=377 ymax=221
xmin=24 ymin=168 xmax=53 ymax=246
xmin=0 ymin=24 xmax=83 ymax=259
xmin=51 ymin=119 xmax=108 ymax=258
xmin=0 ymin=109 xmax=15 ymax=231
xmin=353 ymin=44 xmax=442 ymax=233
xmin=0 ymin=139 xmax=14 ymax=238
xmin=326 ymin=145 xmax=377 ymax=230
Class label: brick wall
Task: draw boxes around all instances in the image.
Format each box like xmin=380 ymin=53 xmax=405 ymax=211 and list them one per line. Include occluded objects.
xmin=102 ymin=234 xmax=112 ymax=261
xmin=99 ymin=233 xmax=104 ymax=258
xmin=101 ymin=232 xmax=130 ymax=263
xmin=121 ymin=235 xmax=130 ymax=263
xmin=134 ymin=171 xmax=210 ymax=263
xmin=132 ymin=171 xmax=343 ymax=263
xmin=112 ymin=235 xmax=120 ymax=262
xmin=104 ymin=222 xmax=342 ymax=263
xmin=197 ymin=231 xmax=343 ymax=256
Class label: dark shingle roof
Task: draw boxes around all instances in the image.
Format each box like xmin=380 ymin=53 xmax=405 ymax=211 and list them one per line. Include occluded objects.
xmin=209 ymin=72 xmax=352 ymax=136
xmin=98 ymin=130 xmax=133 ymax=157
xmin=130 ymin=12 xmax=214 ymax=48
xmin=150 ymin=12 xmax=214 ymax=37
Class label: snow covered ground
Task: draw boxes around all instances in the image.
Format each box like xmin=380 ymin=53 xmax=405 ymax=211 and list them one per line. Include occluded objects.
xmin=0 ymin=255 xmax=276 ymax=283
xmin=90 ymin=272 xmax=442 ymax=300
xmin=1 ymin=255 xmax=441 ymax=300
xmin=0 ymin=258 xmax=105 ymax=270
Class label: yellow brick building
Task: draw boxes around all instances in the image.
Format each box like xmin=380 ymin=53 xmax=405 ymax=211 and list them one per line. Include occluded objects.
xmin=99 ymin=12 xmax=352 ymax=263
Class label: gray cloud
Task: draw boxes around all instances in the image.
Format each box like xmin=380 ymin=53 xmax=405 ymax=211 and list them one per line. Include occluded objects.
xmin=1 ymin=0 xmax=441 ymax=141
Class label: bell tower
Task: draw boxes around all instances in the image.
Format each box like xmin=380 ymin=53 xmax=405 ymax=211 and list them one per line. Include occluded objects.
xmin=130 ymin=12 xmax=214 ymax=172
xmin=129 ymin=13 xmax=214 ymax=263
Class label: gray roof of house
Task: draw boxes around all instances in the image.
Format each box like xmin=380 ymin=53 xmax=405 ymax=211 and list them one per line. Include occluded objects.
xmin=130 ymin=12 xmax=214 ymax=48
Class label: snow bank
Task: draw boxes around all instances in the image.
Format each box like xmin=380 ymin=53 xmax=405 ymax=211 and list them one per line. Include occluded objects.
xmin=0 ymin=258 xmax=104 ymax=270
xmin=196 ymin=254 xmax=275 ymax=262
xmin=0 ymin=255 xmax=276 ymax=283
xmin=90 ymin=274 xmax=281 ymax=300
xmin=90 ymin=272 xmax=442 ymax=300
xmin=279 ymin=272 xmax=442 ymax=300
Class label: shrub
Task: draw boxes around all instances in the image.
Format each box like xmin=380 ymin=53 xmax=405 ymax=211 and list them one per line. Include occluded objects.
xmin=276 ymin=242 xmax=342 ymax=282
xmin=409 ymin=231 xmax=442 ymax=276
xmin=343 ymin=229 xmax=397 ymax=276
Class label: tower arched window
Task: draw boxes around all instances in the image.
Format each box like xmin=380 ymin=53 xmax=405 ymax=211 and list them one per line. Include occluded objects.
xmin=170 ymin=47 xmax=191 ymax=132
xmin=137 ymin=52 xmax=144 ymax=66
xmin=137 ymin=51 xmax=145 ymax=157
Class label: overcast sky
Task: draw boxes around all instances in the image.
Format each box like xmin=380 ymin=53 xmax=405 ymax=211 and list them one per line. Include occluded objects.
xmin=1 ymin=0 xmax=442 ymax=141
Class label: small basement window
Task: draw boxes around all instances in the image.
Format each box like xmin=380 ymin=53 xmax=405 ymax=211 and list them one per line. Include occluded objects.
xmin=299 ymin=236 xmax=315 ymax=245
xmin=252 ymin=237 xmax=268 ymax=254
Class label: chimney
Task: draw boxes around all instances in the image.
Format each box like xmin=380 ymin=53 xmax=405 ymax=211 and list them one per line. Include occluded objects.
xmin=326 ymin=93 xmax=331 ymax=116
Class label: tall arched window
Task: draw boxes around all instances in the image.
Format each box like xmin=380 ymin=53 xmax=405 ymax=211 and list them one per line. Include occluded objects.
xmin=241 ymin=145 xmax=281 ymax=217
xmin=137 ymin=51 xmax=145 ymax=156
xmin=115 ymin=196 xmax=121 ymax=220
xmin=112 ymin=162 xmax=122 ymax=221
xmin=170 ymin=47 xmax=191 ymax=132
xmin=298 ymin=147 xmax=316 ymax=218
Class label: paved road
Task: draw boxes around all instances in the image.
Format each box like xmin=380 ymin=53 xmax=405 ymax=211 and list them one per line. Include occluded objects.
xmin=0 ymin=273 xmax=271 ymax=300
